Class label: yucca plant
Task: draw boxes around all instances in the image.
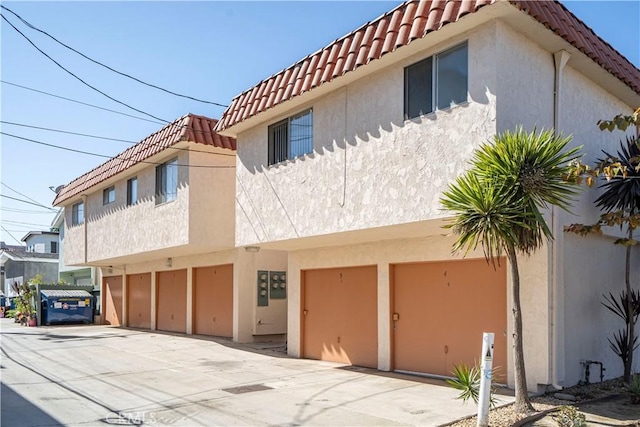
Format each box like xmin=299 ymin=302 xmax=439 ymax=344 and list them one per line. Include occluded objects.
xmin=441 ymin=127 xmax=581 ymax=414
xmin=447 ymin=362 xmax=499 ymax=408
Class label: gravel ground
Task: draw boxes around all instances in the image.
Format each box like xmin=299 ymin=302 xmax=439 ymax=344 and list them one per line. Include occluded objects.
xmin=447 ymin=378 xmax=632 ymax=427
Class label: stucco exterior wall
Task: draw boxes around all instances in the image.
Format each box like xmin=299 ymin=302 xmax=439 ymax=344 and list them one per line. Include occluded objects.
xmin=187 ymin=149 xmax=236 ymax=248
xmin=62 ymin=147 xmax=236 ymax=266
xmin=100 ymin=247 xmax=287 ymax=343
xmin=557 ymin=65 xmax=639 ymax=384
xmin=235 ymin=22 xmax=498 ymax=246
xmin=494 ymin=20 xmax=639 ymax=386
xmin=287 ymin=235 xmax=550 ymax=390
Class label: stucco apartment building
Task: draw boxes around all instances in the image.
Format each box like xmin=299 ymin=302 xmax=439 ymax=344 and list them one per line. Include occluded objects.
xmin=214 ymin=0 xmax=640 ymax=391
xmin=53 ymin=114 xmax=287 ymax=343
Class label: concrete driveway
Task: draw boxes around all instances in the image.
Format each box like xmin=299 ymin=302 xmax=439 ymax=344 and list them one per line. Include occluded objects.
xmin=0 ymin=319 xmax=511 ymax=426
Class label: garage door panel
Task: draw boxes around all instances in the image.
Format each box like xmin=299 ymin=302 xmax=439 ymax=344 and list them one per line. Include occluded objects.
xmin=303 ymin=269 xmax=343 ymax=363
xmin=393 ymin=259 xmax=506 ymax=378
xmin=194 ymin=265 xmax=233 ymax=337
xmin=103 ymin=276 xmax=122 ymax=326
xmin=303 ymin=266 xmax=377 ymax=369
xmin=157 ymin=269 xmax=187 ymax=333
xmin=127 ymin=273 xmax=151 ymax=329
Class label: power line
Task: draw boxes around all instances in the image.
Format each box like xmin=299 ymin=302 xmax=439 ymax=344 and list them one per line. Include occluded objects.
xmin=1 ymin=132 xmax=236 ymax=169
xmin=2 ymin=207 xmax=56 ymax=214
xmin=0 ymin=120 xmax=236 ymax=157
xmin=1 ymin=12 xmax=169 ymax=123
xmin=1 ymin=80 xmax=164 ymax=125
xmin=1 ymin=5 xmax=228 ymax=108
xmin=1 ymin=182 xmax=50 ymax=208
xmin=1 ymin=194 xmax=57 ymax=211
xmin=0 ymin=226 xmax=24 ymax=245
xmin=2 ymin=220 xmax=52 ymax=228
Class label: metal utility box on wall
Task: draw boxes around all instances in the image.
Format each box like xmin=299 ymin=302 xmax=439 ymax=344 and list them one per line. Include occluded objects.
xmin=257 ymin=270 xmax=269 ymax=306
xmin=254 ymin=269 xmax=288 ymax=336
xmin=269 ymin=271 xmax=287 ymax=299
xmin=40 ymin=289 xmax=94 ymax=325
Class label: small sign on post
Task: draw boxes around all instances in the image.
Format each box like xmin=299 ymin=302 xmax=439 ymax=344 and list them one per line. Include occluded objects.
xmin=477 ymin=332 xmax=494 ymax=427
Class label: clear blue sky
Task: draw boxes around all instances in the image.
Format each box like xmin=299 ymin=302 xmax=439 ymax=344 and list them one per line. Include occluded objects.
xmin=1 ymin=1 xmax=638 ymax=245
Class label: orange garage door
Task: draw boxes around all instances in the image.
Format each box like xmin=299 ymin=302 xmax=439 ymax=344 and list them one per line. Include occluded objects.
xmin=193 ymin=264 xmax=233 ymax=337
xmin=156 ymin=269 xmax=187 ymax=333
xmin=392 ymin=259 xmax=507 ymax=379
xmin=127 ymin=273 xmax=151 ymax=329
xmin=302 ymin=265 xmax=377 ymax=368
xmin=103 ymin=276 xmax=122 ymax=326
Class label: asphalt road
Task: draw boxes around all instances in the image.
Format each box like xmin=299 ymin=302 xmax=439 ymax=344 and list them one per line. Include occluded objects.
xmin=0 ymin=320 xmax=508 ymax=426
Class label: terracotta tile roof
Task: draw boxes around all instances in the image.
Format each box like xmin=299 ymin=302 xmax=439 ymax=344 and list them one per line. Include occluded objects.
xmin=53 ymin=114 xmax=236 ymax=206
xmin=215 ymin=0 xmax=640 ymax=132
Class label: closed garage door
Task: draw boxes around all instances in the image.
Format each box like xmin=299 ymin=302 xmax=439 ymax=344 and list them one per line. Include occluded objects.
xmin=302 ymin=265 xmax=377 ymax=368
xmin=103 ymin=276 xmax=122 ymax=326
xmin=193 ymin=264 xmax=233 ymax=337
xmin=392 ymin=259 xmax=507 ymax=378
xmin=156 ymin=269 xmax=187 ymax=333
xmin=127 ymin=273 xmax=151 ymax=329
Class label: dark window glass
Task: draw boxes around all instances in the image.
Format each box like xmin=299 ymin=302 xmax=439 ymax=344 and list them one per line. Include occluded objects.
xmin=405 ymin=57 xmax=433 ymax=120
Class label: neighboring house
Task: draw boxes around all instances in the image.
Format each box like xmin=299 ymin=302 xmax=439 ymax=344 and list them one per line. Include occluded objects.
xmin=50 ymin=208 xmax=100 ymax=287
xmin=0 ymin=235 xmax=59 ymax=298
xmin=215 ymin=0 xmax=640 ymax=390
xmin=53 ymin=114 xmax=287 ymax=343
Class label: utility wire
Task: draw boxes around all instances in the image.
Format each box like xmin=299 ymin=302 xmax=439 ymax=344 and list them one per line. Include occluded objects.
xmin=1 ymin=5 xmax=228 ymax=108
xmin=1 ymin=120 xmax=236 ymax=157
xmin=1 ymin=194 xmax=57 ymax=211
xmin=1 ymin=182 xmax=51 ymax=208
xmin=2 ymin=207 xmax=56 ymax=214
xmin=1 ymin=80 xmax=164 ymax=125
xmin=2 ymin=219 xmax=52 ymax=228
xmin=1 ymin=226 xmax=24 ymax=245
xmin=1 ymin=13 xmax=169 ymax=123
xmin=1 ymin=132 xmax=236 ymax=169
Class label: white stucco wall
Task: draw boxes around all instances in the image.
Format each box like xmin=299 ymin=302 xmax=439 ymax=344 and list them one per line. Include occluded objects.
xmin=62 ymin=147 xmax=236 ymax=266
xmin=101 ymin=247 xmax=287 ymax=343
xmin=287 ymin=234 xmax=551 ymax=391
xmin=495 ymin=20 xmax=640 ymax=386
xmin=235 ymin=22 xmax=499 ymax=246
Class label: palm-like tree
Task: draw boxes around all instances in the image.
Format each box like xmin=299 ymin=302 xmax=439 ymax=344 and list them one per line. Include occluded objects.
xmin=441 ymin=128 xmax=580 ymax=414
xmin=596 ymin=137 xmax=640 ymax=382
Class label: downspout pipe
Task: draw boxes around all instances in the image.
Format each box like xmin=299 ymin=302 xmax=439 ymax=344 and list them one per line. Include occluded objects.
xmin=550 ymin=49 xmax=571 ymax=391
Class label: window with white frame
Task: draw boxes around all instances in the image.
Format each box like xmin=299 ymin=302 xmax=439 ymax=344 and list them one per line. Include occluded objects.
xmin=127 ymin=177 xmax=138 ymax=206
xmin=103 ymin=186 xmax=115 ymax=205
xmin=155 ymin=158 xmax=178 ymax=204
xmin=72 ymin=201 xmax=84 ymax=225
xmin=268 ymin=109 xmax=313 ymax=165
xmin=404 ymin=42 xmax=468 ymax=120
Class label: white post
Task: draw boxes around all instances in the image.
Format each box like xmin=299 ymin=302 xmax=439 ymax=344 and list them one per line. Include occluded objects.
xmin=477 ymin=332 xmax=494 ymax=427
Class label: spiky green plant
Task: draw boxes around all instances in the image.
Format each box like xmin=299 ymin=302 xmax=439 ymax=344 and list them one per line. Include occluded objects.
xmin=447 ymin=362 xmax=500 ymax=408
xmin=441 ymin=127 xmax=581 ymax=414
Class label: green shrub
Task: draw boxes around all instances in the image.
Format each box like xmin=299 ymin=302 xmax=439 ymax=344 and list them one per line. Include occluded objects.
xmin=553 ymin=405 xmax=586 ymax=427
xmin=446 ymin=362 xmax=499 ymax=408
xmin=4 ymin=309 xmax=16 ymax=318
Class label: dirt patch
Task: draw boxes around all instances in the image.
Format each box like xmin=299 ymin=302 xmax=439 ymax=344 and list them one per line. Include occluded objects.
xmin=448 ymin=378 xmax=640 ymax=427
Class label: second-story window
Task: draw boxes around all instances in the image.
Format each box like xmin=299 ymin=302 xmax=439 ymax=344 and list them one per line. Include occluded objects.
xmin=72 ymin=201 xmax=84 ymax=226
xmin=103 ymin=186 xmax=115 ymax=205
xmin=268 ymin=109 xmax=313 ymax=165
xmin=51 ymin=241 xmax=58 ymax=254
xmin=155 ymin=158 xmax=178 ymax=205
xmin=404 ymin=42 xmax=468 ymax=120
xmin=127 ymin=177 xmax=138 ymax=206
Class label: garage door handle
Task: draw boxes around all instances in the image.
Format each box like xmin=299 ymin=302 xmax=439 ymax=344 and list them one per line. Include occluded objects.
xmin=303 ymin=310 xmax=308 ymax=315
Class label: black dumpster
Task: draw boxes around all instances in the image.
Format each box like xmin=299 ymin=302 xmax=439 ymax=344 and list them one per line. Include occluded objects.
xmin=41 ymin=290 xmax=94 ymax=325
